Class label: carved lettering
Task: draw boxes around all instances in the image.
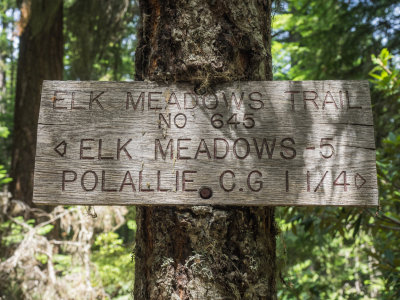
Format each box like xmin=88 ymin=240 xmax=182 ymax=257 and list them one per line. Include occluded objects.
xmin=280 ymin=137 xmax=296 ymax=159
xmin=159 ymin=113 xmax=171 ymax=128
xmin=303 ymin=91 xmax=319 ymax=110
xmin=174 ymin=113 xmax=187 ymax=128
xmin=247 ymin=170 xmax=262 ymax=192
xmin=148 ymin=92 xmax=162 ymax=110
xmin=155 ymin=139 xmax=174 ymax=160
xmin=177 ymin=139 xmax=191 ymax=160
xmin=333 ymin=171 xmax=350 ymax=191
xmin=184 ymin=93 xmax=198 ymax=109
xmin=322 ymin=91 xmax=338 ymax=110
xmin=231 ymin=92 xmax=245 ymax=109
xmin=347 ymin=91 xmax=362 ymax=109
xmin=80 ymin=139 xmax=95 ymax=160
xmin=119 ymin=171 xmax=136 ymax=192
xmin=314 ymin=171 xmax=328 ymax=192
xmin=285 ymin=170 xmax=289 ymax=192
xmin=36 ymin=81 xmax=377 ymax=206
xmin=220 ymin=170 xmax=235 ymax=192
xmin=117 ymin=139 xmax=132 ymax=160
xmin=248 ymin=92 xmax=264 ymax=110
xmin=202 ymin=94 xmax=218 ymax=110
xmin=176 ymin=170 xmax=179 ymax=192
xmin=253 ymin=138 xmax=276 ymax=159
xmin=139 ymin=171 xmax=154 ymax=192
xmin=166 ymin=92 xmax=181 ymax=109
xmin=195 ymin=139 xmax=211 ymax=159
xmin=81 ymin=170 xmax=98 ymax=191
xmin=89 ymin=91 xmax=104 ymax=110
xmin=126 ymin=91 xmax=145 ymax=110
xmin=182 ymin=170 xmax=197 ymax=192
xmin=285 ymin=91 xmax=300 ymax=111
xmin=53 ymin=91 xmax=68 ymax=110
xmin=214 ymin=138 xmax=229 ymax=159
xmin=233 ymin=138 xmax=250 ymax=159
xmin=62 ymin=170 xmax=77 ymax=191
xmin=98 ymin=139 xmax=114 ymax=160
xmin=102 ymin=170 xmax=117 ymax=191
xmin=71 ymin=92 xmax=85 ymax=110
xmin=157 ymin=170 xmax=170 ymax=192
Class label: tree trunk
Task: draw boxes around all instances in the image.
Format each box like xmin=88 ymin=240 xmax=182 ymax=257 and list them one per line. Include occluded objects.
xmin=11 ymin=0 xmax=63 ymax=206
xmin=65 ymin=0 xmax=131 ymax=80
xmin=134 ymin=1 xmax=276 ymax=299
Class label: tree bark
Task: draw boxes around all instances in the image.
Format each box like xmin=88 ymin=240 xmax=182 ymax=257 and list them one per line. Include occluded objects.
xmin=11 ymin=0 xmax=63 ymax=206
xmin=134 ymin=0 xmax=276 ymax=299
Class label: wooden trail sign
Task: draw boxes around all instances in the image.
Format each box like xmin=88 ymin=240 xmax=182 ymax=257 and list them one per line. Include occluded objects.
xmin=33 ymin=80 xmax=378 ymax=206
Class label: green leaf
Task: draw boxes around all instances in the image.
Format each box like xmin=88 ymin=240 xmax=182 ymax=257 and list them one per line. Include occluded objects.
xmin=0 ymin=126 xmax=10 ymax=138
xmin=127 ymin=220 xmax=137 ymax=231
xmin=37 ymin=224 xmax=54 ymax=236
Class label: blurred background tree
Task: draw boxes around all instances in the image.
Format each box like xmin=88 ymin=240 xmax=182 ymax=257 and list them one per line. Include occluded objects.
xmin=10 ymin=0 xmax=63 ymax=207
xmin=1 ymin=0 xmax=138 ymax=299
xmin=0 ymin=0 xmax=399 ymax=299
xmin=64 ymin=0 xmax=138 ymax=81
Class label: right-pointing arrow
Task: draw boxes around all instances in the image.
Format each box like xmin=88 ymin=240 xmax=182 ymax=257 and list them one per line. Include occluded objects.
xmin=355 ymin=173 xmax=366 ymax=189
xmin=54 ymin=140 xmax=67 ymax=157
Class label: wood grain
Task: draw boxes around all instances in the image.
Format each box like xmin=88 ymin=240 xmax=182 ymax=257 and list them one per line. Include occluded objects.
xmin=33 ymin=80 xmax=378 ymax=206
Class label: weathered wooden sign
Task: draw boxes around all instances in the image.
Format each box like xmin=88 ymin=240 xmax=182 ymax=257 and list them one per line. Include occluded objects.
xmin=33 ymin=80 xmax=378 ymax=206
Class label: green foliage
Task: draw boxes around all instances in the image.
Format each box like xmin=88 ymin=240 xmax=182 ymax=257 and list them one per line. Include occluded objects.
xmin=0 ymin=217 xmax=54 ymax=248
xmin=273 ymin=1 xmax=400 ymax=298
xmin=370 ymin=49 xmax=400 ymax=94
xmin=127 ymin=219 xmax=137 ymax=232
xmin=53 ymin=254 xmax=72 ymax=275
xmin=91 ymin=232 xmax=135 ymax=298
xmin=0 ymin=126 xmax=9 ymax=138
xmin=0 ymin=0 xmax=17 ymax=175
xmin=0 ymin=123 xmax=11 ymax=187
xmin=276 ymin=48 xmax=400 ymax=300
xmin=0 ymin=217 xmax=25 ymax=247
xmin=368 ymin=49 xmax=400 ymax=298
xmin=272 ymin=0 xmax=400 ymax=81
xmin=0 ymin=164 xmax=12 ymax=186
xmin=35 ymin=253 xmax=48 ymax=265
xmin=64 ymin=0 xmax=138 ymax=81
xmin=277 ymin=209 xmax=388 ymax=299
xmin=0 ymin=0 xmax=398 ymax=298
xmin=36 ymin=224 xmax=54 ymax=236
xmin=1 ymin=2 xmax=138 ymax=297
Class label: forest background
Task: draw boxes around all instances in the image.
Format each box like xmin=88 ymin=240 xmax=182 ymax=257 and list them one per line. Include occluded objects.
xmin=0 ymin=0 xmax=399 ymax=299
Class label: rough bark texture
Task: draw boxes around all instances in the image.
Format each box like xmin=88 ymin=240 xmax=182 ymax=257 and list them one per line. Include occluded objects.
xmin=134 ymin=0 xmax=276 ymax=299
xmin=11 ymin=0 xmax=63 ymax=206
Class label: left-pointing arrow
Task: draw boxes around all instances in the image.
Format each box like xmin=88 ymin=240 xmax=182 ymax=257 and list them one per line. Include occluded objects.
xmin=54 ymin=141 xmax=67 ymax=157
